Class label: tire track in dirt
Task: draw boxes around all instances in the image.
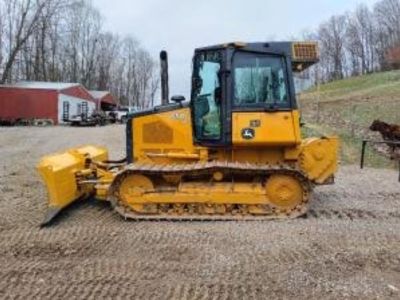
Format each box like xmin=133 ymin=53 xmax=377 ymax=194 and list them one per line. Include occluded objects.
xmin=305 ymin=208 xmax=396 ymax=220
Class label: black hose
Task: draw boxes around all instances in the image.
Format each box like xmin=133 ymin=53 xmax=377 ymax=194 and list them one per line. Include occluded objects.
xmin=102 ymin=157 xmax=127 ymax=164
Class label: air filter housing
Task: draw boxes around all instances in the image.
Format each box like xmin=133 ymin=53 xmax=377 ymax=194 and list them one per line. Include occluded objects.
xmin=291 ymin=42 xmax=319 ymax=72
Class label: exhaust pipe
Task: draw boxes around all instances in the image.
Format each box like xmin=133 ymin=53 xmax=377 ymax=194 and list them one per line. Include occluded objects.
xmin=160 ymin=50 xmax=169 ymax=105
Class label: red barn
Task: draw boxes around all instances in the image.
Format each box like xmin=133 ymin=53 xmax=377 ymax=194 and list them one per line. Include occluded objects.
xmin=0 ymin=81 xmax=96 ymax=125
xmin=89 ymin=90 xmax=117 ymax=111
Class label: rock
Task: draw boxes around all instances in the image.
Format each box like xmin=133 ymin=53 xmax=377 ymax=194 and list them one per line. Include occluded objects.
xmin=388 ymin=284 xmax=399 ymax=292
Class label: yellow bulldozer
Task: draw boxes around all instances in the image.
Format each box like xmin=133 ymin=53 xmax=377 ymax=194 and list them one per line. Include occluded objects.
xmin=38 ymin=41 xmax=339 ymax=225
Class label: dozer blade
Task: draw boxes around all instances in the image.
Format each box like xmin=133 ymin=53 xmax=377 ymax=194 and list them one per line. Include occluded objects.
xmin=37 ymin=145 xmax=108 ymax=226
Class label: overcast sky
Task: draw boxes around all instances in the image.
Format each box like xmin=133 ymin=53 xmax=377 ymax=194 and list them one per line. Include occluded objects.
xmin=92 ymin=0 xmax=378 ymax=100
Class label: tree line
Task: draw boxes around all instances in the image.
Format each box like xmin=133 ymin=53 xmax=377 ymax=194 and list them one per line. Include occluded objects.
xmin=2 ymin=0 xmax=399 ymax=106
xmin=0 ymin=0 xmax=159 ymax=108
xmin=305 ymin=0 xmax=400 ymax=82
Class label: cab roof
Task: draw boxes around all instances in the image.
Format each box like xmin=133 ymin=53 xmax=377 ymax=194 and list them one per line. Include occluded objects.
xmin=195 ymin=41 xmax=319 ymax=72
xmin=195 ymin=42 xmax=294 ymax=56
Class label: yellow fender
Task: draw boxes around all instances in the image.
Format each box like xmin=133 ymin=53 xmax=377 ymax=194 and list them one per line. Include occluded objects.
xmin=300 ymin=136 xmax=339 ymax=184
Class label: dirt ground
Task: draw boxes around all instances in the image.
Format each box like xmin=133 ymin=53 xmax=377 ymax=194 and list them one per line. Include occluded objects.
xmin=0 ymin=125 xmax=399 ymax=299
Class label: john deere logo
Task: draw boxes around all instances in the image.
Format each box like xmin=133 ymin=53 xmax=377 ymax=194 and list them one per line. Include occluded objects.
xmin=241 ymin=128 xmax=255 ymax=140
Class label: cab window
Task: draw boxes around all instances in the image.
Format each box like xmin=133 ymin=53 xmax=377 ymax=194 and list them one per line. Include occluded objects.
xmin=233 ymin=52 xmax=289 ymax=108
xmin=192 ymin=51 xmax=222 ymax=140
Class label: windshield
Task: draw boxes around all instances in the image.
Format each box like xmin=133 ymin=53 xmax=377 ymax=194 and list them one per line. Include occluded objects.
xmin=233 ymin=52 xmax=289 ymax=108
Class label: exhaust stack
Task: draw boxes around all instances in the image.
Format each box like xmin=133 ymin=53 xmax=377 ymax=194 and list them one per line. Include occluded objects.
xmin=160 ymin=50 xmax=169 ymax=105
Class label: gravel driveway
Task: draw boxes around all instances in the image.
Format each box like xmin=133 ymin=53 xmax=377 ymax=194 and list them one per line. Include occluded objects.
xmin=0 ymin=125 xmax=399 ymax=299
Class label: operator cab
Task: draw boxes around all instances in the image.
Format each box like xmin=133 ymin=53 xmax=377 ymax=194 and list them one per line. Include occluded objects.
xmin=190 ymin=42 xmax=318 ymax=147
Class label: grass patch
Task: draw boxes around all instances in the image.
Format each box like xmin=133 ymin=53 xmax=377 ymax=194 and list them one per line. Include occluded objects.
xmin=299 ymin=70 xmax=400 ymax=168
xmin=301 ymin=122 xmax=395 ymax=168
xmin=304 ymin=70 xmax=400 ymax=101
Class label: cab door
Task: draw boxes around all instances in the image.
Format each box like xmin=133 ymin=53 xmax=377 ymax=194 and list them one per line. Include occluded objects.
xmin=230 ymin=51 xmax=301 ymax=146
xmin=191 ymin=50 xmax=225 ymax=145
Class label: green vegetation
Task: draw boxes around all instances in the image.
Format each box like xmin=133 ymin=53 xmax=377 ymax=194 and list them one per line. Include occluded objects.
xmin=300 ymin=71 xmax=400 ymax=168
xmin=305 ymin=70 xmax=400 ymax=101
xmin=302 ymin=123 xmax=391 ymax=166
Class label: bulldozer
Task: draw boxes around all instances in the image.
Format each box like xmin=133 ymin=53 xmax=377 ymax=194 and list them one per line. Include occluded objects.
xmin=37 ymin=41 xmax=339 ymax=225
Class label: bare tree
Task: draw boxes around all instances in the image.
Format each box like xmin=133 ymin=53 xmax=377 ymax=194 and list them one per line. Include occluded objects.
xmin=0 ymin=4 xmax=5 ymax=72
xmin=0 ymin=0 xmax=159 ymax=108
xmin=318 ymin=15 xmax=348 ymax=80
xmin=149 ymin=74 xmax=160 ymax=107
xmin=302 ymin=0 xmax=400 ymax=83
xmin=0 ymin=0 xmax=50 ymax=83
xmin=95 ymin=32 xmax=120 ymax=90
xmin=373 ymin=0 xmax=400 ymax=69
xmin=345 ymin=5 xmax=376 ymax=75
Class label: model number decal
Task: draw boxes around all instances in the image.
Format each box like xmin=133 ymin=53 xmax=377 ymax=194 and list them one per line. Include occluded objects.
xmin=250 ymin=120 xmax=261 ymax=127
xmin=171 ymin=112 xmax=186 ymax=122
